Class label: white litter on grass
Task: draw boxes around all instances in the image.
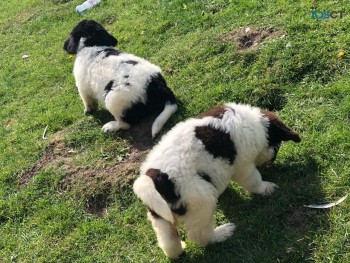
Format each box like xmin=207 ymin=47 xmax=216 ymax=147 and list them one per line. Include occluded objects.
xmin=42 ymin=125 xmax=49 ymax=140
xmin=22 ymin=55 xmax=30 ymax=59
xmin=304 ymin=195 xmax=348 ymax=209
xmin=286 ymin=42 xmax=292 ymax=48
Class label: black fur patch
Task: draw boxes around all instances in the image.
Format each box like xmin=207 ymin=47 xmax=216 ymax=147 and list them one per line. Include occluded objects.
xmin=148 ymin=208 xmax=161 ymax=219
xmin=63 ymin=20 xmax=118 ymax=54
xmin=104 ymin=81 xmax=114 ymax=96
xmin=171 ymin=204 xmax=187 ymax=216
xmin=198 ymin=172 xmax=212 ymax=184
xmin=95 ymin=50 xmax=104 ymax=56
xmin=103 ymin=48 xmax=121 ymax=57
xmin=195 ymin=125 xmax=236 ymax=164
xmin=198 ymin=172 xmax=216 ymax=189
xmin=122 ymin=73 xmax=177 ymax=124
xmin=146 ymin=168 xmax=179 ymax=203
xmin=123 ymin=60 xmax=138 ymax=65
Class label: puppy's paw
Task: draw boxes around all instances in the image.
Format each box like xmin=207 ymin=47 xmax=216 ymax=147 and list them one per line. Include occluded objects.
xmin=259 ymin=181 xmax=278 ymax=196
xmin=213 ymin=223 xmax=236 ymax=243
xmin=102 ymin=121 xmax=130 ymax=133
xmin=162 ymin=241 xmax=186 ymax=259
xmin=102 ymin=121 xmax=119 ymax=133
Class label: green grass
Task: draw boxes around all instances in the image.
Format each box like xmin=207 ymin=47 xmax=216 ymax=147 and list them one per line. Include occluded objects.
xmin=1 ymin=0 xmax=350 ymax=262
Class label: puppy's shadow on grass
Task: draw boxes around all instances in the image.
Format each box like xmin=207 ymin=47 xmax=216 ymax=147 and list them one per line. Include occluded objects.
xmin=177 ymin=157 xmax=329 ymax=262
xmin=93 ymin=101 xmax=186 ymax=151
xmin=92 ymin=109 xmax=156 ymax=151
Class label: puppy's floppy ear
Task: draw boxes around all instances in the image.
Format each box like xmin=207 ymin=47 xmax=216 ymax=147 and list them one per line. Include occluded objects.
xmin=261 ymin=109 xmax=301 ymax=143
xmin=63 ymin=36 xmax=79 ymax=54
xmin=83 ymin=20 xmax=118 ymax=47
xmin=84 ymin=29 xmax=118 ymax=47
xmin=63 ymin=20 xmax=118 ymax=54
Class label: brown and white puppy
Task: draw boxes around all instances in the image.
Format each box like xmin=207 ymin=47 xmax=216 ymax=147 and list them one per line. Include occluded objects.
xmin=63 ymin=20 xmax=177 ymax=137
xmin=133 ymin=102 xmax=301 ymax=258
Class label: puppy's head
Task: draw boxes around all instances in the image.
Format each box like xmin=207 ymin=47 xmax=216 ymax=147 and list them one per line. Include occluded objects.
xmin=63 ymin=20 xmax=118 ymax=54
xmin=256 ymin=109 xmax=301 ymax=166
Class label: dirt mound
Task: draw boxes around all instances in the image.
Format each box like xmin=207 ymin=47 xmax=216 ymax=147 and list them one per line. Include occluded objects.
xmin=59 ymin=149 xmax=145 ymax=215
xmin=18 ymin=117 xmax=154 ymax=215
xmin=18 ymin=141 xmax=73 ymax=186
xmin=222 ymin=27 xmax=284 ymax=51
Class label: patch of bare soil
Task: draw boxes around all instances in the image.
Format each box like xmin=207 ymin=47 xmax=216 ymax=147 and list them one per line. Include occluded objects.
xmin=118 ymin=113 xmax=157 ymax=151
xmin=18 ymin=116 xmax=156 ymax=215
xmin=221 ymin=27 xmax=284 ymax=51
xmin=284 ymin=207 xmax=310 ymax=229
xmin=59 ymin=149 xmax=145 ymax=215
xmin=17 ymin=131 xmax=73 ymax=188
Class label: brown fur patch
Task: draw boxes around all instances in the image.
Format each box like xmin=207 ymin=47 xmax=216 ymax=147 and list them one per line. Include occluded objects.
xmin=197 ymin=105 xmax=227 ymax=119
xmin=261 ymin=109 xmax=301 ymax=145
xmin=146 ymin=169 xmax=180 ymax=203
xmin=145 ymin=169 xmax=187 ymax=216
xmin=194 ymin=125 xmax=236 ymax=164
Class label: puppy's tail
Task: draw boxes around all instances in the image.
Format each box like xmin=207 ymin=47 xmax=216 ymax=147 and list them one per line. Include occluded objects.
xmin=133 ymin=174 xmax=174 ymax=224
xmin=151 ymin=102 xmax=177 ymax=138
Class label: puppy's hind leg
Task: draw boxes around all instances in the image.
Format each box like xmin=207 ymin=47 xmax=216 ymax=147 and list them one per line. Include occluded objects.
xmin=148 ymin=211 xmax=185 ymax=259
xmin=102 ymin=91 xmax=131 ymax=133
xmin=77 ymin=87 xmax=98 ymax=115
xmin=183 ymin=201 xmax=235 ymax=246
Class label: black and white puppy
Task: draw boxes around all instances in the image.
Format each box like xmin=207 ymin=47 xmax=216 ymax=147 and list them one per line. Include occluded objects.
xmin=63 ymin=20 xmax=177 ymax=137
xmin=133 ymin=102 xmax=301 ymax=258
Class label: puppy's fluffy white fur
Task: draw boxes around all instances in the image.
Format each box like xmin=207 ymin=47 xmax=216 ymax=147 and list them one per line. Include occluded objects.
xmin=134 ymin=102 xmax=301 ymax=258
xmin=64 ymin=20 xmax=177 ymax=137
